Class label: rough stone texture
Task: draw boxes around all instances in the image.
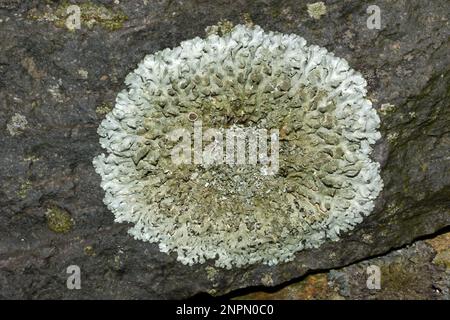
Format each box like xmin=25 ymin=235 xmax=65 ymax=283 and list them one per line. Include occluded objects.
xmin=234 ymin=231 xmax=450 ymax=300
xmin=0 ymin=0 xmax=449 ymax=299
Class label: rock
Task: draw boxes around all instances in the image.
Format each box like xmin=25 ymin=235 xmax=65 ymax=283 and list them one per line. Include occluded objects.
xmin=235 ymin=232 xmax=450 ymax=300
xmin=0 ymin=0 xmax=449 ymax=299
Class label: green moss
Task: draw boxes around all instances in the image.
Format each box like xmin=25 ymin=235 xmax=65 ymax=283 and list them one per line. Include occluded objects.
xmin=46 ymin=206 xmax=74 ymax=233
xmin=27 ymin=1 xmax=127 ymax=31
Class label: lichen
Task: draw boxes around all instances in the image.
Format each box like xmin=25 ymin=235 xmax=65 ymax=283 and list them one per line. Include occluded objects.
xmin=23 ymin=155 xmax=40 ymax=162
xmin=17 ymin=180 xmax=32 ymax=199
xmin=205 ymin=19 xmax=234 ymax=36
xmin=241 ymin=13 xmax=254 ymax=27
xmin=93 ymin=25 xmax=383 ymax=269
xmin=261 ymin=273 xmax=274 ymax=286
xmin=205 ymin=266 xmax=218 ymax=282
xmin=77 ymin=68 xmax=89 ymax=79
xmin=46 ymin=206 xmax=74 ymax=233
xmin=84 ymin=245 xmax=96 ymax=256
xmin=96 ymin=102 xmax=113 ymax=115
xmin=387 ymin=132 xmax=399 ymax=142
xmin=307 ymin=2 xmax=327 ymax=20
xmin=379 ymin=103 xmax=396 ymax=116
xmin=7 ymin=113 xmax=28 ymax=136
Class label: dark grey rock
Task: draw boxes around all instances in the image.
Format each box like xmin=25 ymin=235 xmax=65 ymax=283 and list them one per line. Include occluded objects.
xmin=0 ymin=0 xmax=449 ymax=299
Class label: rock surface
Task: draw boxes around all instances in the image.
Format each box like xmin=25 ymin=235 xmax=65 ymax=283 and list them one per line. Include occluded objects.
xmin=0 ymin=0 xmax=449 ymax=299
xmin=234 ymin=231 xmax=450 ymax=300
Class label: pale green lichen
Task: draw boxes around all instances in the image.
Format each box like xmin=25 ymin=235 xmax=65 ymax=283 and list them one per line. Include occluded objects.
xmin=93 ymin=25 xmax=383 ymax=269
xmin=307 ymin=2 xmax=327 ymax=20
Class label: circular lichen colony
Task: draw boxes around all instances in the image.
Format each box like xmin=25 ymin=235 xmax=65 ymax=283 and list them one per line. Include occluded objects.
xmin=93 ymin=25 xmax=383 ymax=269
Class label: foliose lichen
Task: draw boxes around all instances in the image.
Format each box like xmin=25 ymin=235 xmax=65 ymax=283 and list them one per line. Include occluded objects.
xmin=93 ymin=24 xmax=383 ymax=269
